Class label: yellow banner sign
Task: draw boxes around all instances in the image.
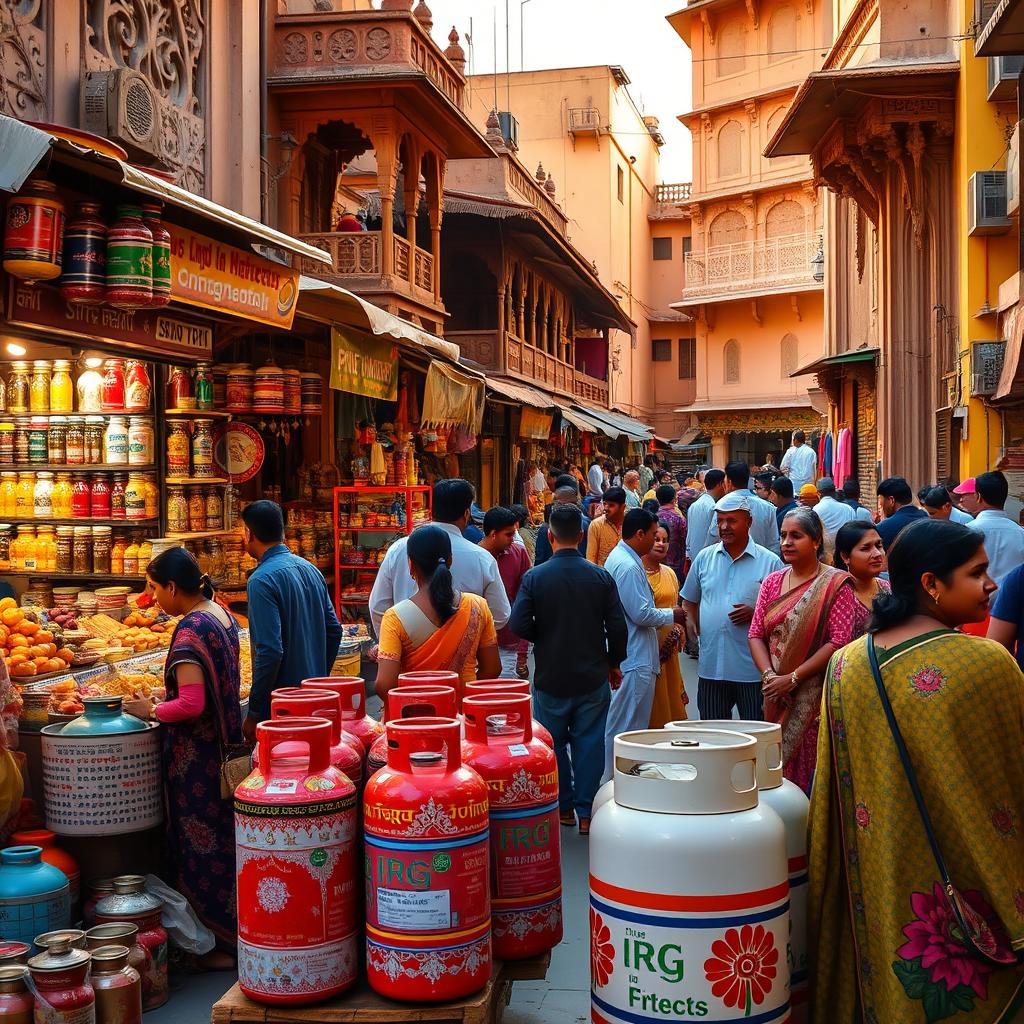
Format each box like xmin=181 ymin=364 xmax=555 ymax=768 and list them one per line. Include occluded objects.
xmin=167 ymin=225 xmax=299 ymax=329
xmin=330 ymin=328 xmax=398 ymax=400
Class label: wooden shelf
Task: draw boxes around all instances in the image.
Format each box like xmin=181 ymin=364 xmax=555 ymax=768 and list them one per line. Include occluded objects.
xmin=0 ymin=464 xmax=157 ymax=473
xmin=164 ymin=408 xmax=232 ymax=418
xmin=2 ymin=572 xmax=146 ymax=581
xmin=4 ymin=411 xmax=153 ymax=419
xmin=3 ymin=517 xmax=159 ymax=526
xmin=165 ymin=477 xmax=229 ymax=485
xmin=164 ymin=528 xmax=236 ymax=541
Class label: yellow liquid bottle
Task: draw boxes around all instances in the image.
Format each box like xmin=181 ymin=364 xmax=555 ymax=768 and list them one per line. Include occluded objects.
xmin=0 ymin=473 xmax=16 ymax=518
xmin=15 ymin=473 xmax=34 ymax=519
xmin=20 ymin=526 xmax=37 ymax=572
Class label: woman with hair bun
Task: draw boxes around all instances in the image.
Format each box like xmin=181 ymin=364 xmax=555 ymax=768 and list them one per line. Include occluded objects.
xmin=138 ymin=545 xmax=242 ymax=969
xmin=375 ymin=525 xmax=501 ymax=699
xmin=748 ymin=505 xmax=859 ymax=791
xmin=808 ymin=518 xmax=1024 ymax=1023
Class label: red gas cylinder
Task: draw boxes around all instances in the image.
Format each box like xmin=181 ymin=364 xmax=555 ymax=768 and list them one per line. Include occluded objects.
xmin=268 ymin=688 xmax=364 ymax=792
xmin=367 ymin=684 xmax=458 ymax=778
xmin=301 ymin=677 xmax=384 ymax=754
xmin=397 ymin=670 xmax=460 ymax=689
xmin=463 ymin=680 xmax=554 ymax=748
xmin=461 ymin=694 xmax=563 ymax=960
xmin=363 ymin=718 xmax=491 ymax=1002
xmin=235 ymin=719 xmax=359 ymax=1005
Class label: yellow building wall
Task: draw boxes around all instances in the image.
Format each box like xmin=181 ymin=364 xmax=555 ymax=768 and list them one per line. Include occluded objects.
xmin=956 ymin=0 xmax=1019 ymax=479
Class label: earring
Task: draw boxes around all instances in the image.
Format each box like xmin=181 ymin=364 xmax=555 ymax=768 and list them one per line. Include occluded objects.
xmin=933 ymin=592 xmax=941 ymax=605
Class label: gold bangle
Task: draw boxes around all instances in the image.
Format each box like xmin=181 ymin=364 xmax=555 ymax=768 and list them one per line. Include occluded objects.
xmin=761 ymin=668 xmax=773 ymax=684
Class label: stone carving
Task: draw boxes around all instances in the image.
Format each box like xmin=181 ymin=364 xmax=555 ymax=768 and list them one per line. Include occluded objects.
xmin=328 ymin=28 xmax=357 ymax=63
xmin=282 ymin=31 xmax=308 ymax=64
xmin=83 ymin=0 xmax=207 ymax=192
xmin=0 ymin=0 xmax=46 ymax=119
xmin=365 ymin=27 xmax=392 ymax=61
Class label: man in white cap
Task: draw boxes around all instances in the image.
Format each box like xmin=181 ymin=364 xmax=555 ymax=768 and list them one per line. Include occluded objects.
xmin=680 ymin=491 xmax=782 ymax=719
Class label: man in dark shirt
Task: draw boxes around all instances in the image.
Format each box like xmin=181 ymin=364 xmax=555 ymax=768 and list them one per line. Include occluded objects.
xmin=875 ymin=476 xmax=928 ymax=549
xmin=535 ymin=477 xmax=591 ymax=565
xmin=509 ymin=505 xmax=627 ymax=834
xmin=770 ymin=475 xmax=797 ymax=531
xmin=242 ymin=500 xmax=343 ymax=742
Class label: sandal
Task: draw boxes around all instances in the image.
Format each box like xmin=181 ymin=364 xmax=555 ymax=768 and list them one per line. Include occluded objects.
xmin=559 ymin=811 xmax=576 ymax=827
xmin=578 ymin=816 xmax=591 ymax=836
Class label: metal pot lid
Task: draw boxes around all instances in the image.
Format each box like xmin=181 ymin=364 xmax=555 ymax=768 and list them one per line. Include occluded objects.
xmin=95 ymin=875 xmax=161 ymax=916
xmin=28 ymin=938 xmax=90 ymax=971
xmin=34 ymin=929 xmax=85 ymax=950
xmin=0 ymin=965 xmax=27 ymax=985
xmin=89 ymin=945 xmax=129 ymax=971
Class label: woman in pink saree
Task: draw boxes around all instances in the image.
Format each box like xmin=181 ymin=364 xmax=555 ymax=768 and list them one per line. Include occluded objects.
xmin=748 ymin=506 xmax=861 ymax=792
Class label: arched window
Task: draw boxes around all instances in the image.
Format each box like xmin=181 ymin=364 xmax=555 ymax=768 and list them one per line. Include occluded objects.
xmin=780 ymin=334 xmax=799 ymax=377
xmin=767 ymin=6 xmax=797 ymax=62
xmin=709 ymin=209 xmax=746 ymax=248
xmin=717 ymin=120 xmax=743 ymax=179
xmin=724 ymin=339 xmax=741 ymax=384
xmin=765 ymin=200 xmax=805 ymax=239
xmin=717 ymin=20 xmax=746 ymax=77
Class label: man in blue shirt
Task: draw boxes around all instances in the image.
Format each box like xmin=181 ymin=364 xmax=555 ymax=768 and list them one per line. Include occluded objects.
xmin=602 ymin=508 xmax=688 ymax=782
xmin=875 ymin=477 xmax=928 ymax=549
xmin=242 ymin=500 xmax=343 ymax=742
xmin=989 ymin=562 xmax=1024 ymax=670
xmin=842 ymin=479 xmax=875 ymax=522
xmin=770 ymin=476 xmax=797 ymax=531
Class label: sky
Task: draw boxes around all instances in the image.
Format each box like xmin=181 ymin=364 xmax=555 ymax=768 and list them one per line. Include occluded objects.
xmin=425 ymin=0 xmax=694 ymax=181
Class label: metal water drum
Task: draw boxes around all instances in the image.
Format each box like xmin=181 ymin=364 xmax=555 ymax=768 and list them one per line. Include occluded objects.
xmin=590 ymin=729 xmax=789 ymax=1024
xmin=668 ymin=719 xmax=810 ymax=1021
xmin=0 ymin=847 xmax=70 ymax=950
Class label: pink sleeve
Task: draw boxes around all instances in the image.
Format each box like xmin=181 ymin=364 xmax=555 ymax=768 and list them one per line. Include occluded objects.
xmin=154 ymin=681 xmax=206 ymax=723
xmin=825 ymin=583 xmax=861 ymax=648
xmin=748 ymin=571 xmax=783 ymax=640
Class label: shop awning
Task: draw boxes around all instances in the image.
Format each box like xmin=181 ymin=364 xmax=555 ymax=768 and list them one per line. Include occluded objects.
xmin=557 ymin=405 xmax=603 ymax=434
xmin=675 ymin=396 xmax=815 ymax=413
xmin=0 ymin=115 xmax=330 ymax=267
xmin=422 ymin=361 xmax=485 ymax=432
xmin=484 ymin=377 xmax=559 ymax=411
xmin=977 ymin=0 xmax=1024 ymax=55
xmin=676 ymin=426 xmax=704 ymax=445
xmin=572 ymin=404 xmax=653 ymax=442
xmin=791 ymin=348 xmax=879 ymax=378
xmin=297 ymin=277 xmax=461 ymax=363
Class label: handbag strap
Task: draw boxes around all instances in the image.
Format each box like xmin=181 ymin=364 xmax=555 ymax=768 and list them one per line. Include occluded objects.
xmin=865 ymin=634 xmax=953 ymax=888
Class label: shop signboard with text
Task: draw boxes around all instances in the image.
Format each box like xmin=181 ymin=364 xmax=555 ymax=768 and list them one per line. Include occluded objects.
xmin=330 ymin=327 xmax=398 ymax=400
xmin=166 ymin=225 xmax=299 ymax=329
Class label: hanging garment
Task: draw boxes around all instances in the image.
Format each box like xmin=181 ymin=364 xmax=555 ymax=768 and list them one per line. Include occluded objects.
xmin=822 ymin=432 xmax=834 ymax=478
xmin=834 ymin=428 xmax=852 ymax=489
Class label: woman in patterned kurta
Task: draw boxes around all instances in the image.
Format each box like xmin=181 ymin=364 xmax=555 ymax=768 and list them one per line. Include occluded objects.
xmin=145 ymin=548 xmax=241 ymax=966
xmin=809 ymin=518 xmax=1024 ymax=1024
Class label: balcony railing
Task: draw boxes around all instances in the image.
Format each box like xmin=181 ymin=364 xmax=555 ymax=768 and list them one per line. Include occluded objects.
xmin=573 ymin=371 xmax=609 ymax=407
xmin=683 ymin=231 xmax=824 ymax=301
xmin=655 ymin=183 xmax=693 ymax=205
xmin=568 ymin=107 xmax=602 ymax=136
xmin=297 ymin=231 xmax=434 ymax=295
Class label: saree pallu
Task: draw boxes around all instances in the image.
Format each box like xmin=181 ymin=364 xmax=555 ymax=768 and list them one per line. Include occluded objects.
xmin=761 ymin=567 xmax=853 ymax=792
xmin=162 ymin=610 xmax=242 ymax=952
xmin=809 ymin=632 xmax=1024 ymax=1024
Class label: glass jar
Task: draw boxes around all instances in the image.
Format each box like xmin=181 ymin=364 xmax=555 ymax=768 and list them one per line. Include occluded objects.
xmin=101 ymin=360 xmax=125 ymax=412
xmin=127 ymin=417 xmax=153 ymax=466
xmin=123 ymin=361 xmax=151 ymax=413
xmin=138 ymin=539 xmax=152 ymax=567
xmin=47 ymin=416 xmax=67 ymax=465
xmin=166 ymin=367 xmax=192 ymax=410
xmin=19 ymin=526 xmax=36 ymax=571
xmin=204 ymin=489 xmax=224 ymax=531
xmin=12 ymin=419 xmax=29 ymax=464
xmin=33 ymin=472 xmax=53 ymax=519
xmin=36 ymin=525 xmax=55 ymax=571
xmin=15 ymin=472 xmax=34 ymax=518
xmin=194 ymin=364 xmax=213 ymax=411
xmin=28 ymin=417 xmax=47 ymax=464
xmin=0 ymin=525 xmax=12 ymax=573
xmin=49 ymin=359 xmax=73 ymax=413
xmin=110 ymin=474 xmax=127 ymax=521
xmin=71 ymin=474 xmax=91 ymax=519
xmin=29 ymin=360 xmax=50 ymax=413
xmin=76 ymin=368 xmax=103 ymax=413
xmin=124 ymin=474 xmax=146 ymax=521
xmin=0 ymin=474 xmax=16 ymax=519
xmin=90 ymin=474 xmax=111 ymax=518
xmin=84 ymin=417 xmax=104 ymax=464
xmin=92 ymin=527 xmax=112 ymax=574
xmin=73 ymin=527 xmax=92 ymax=574
xmin=166 ymin=487 xmax=187 ymax=533
xmin=208 ymin=537 xmax=225 ymax=580
xmin=56 ymin=526 xmax=73 ymax=574
xmin=142 ymin=474 xmax=158 ymax=519
xmin=7 ymin=363 xmax=29 ymax=415
xmin=103 ymin=416 xmax=128 ymax=465
xmin=65 ymin=417 xmax=84 ymax=465
xmin=0 ymin=422 xmax=14 ymax=466
xmin=51 ymin=473 xmax=72 ymax=518
xmin=123 ymin=537 xmax=139 ymax=576
xmin=110 ymin=534 xmax=126 ymax=575
xmin=186 ymin=489 xmax=206 ymax=533
xmin=165 ymin=419 xmax=190 ymax=477
xmin=191 ymin=419 xmax=214 ymax=478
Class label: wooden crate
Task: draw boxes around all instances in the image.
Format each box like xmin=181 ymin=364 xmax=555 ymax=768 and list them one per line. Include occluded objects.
xmin=210 ymin=955 xmax=550 ymax=1024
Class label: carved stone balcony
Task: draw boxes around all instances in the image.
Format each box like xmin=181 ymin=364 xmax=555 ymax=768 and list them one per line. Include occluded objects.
xmin=682 ymin=231 xmax=824 ymax=304
xmin=568 ymin=107 xmax=603 ymax=138
xmin=655 ymin=183 xmax=693 ymax=205
xmin=297 ymin=231 xmax=434 ymax=299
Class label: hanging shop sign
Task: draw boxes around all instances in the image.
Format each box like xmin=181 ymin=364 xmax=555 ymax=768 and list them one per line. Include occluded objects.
xmin=5 ymin=277 xmax=214 ymax=359
xmin=166 ymin=225 xmax=299 ymax=329
xmin=329 ymin=327 xmax=398 ymax=401
xmin=519 ymin=407 xmax=553 ymax=440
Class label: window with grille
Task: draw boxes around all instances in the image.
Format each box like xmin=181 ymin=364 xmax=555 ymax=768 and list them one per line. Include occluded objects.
xmin=679 ymin=337 xmax=696 ymax=379
xmin=724 ymin=338 xmax=741 ymax=383
xmin=652 ymin=237 xmax=672 ymax=260
xmin=652 ymin=339 xmax=672 ymax=362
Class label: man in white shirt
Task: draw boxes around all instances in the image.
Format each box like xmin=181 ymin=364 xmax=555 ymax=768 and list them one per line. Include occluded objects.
xmin=814 ymin=477 xmax=855 ymax=559
xmin=708 ymin=462 xmax=781 ymax=555
xmin=587 ymin=460 xmax=605 ymax=499
xmin=684 ymin=469 xmax=727 ymax=562
xmin=369 ymin=479 xmax=511 ymax=637
xmin=780 ymin=430 xmax=818 ymax=492
xmin=959 ymin=472 xmax=1024 ymax=585
xmin=922 ymin=485 xmax=974 ymax=525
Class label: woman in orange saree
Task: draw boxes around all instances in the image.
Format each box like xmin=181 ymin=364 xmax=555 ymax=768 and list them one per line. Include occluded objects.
xmin=375 ymin=525 xmax=501 ymax=701
xmin=749 ymin=506 xmax=860 ymax=792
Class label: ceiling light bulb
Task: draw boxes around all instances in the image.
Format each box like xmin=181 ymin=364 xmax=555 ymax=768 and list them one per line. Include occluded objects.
xmin=5 ymin=343 xmax=26 ymax=357
xmin=84 ymin=357 xmax=103 ymax=368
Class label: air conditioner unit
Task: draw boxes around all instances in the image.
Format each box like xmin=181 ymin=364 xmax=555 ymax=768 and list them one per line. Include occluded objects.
xmin=970 ymin=340 xmax=1007 ymax=396
xmin=497 ymin=111 xmax=519 ymax=152
xmin=1010 ymin=123 xmax=1020 ymax=216
xmin=80 ymin=69 xmax=160 ymax=161
xmin=988 ymin=55 xmax=1024 ymax=101
xmin=968 ymin=171 xmax=1011 ymax=235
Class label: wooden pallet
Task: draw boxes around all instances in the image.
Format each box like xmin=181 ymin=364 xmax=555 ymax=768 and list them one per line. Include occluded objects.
xmin=210 ymin=955 xmax=550 ymax=1024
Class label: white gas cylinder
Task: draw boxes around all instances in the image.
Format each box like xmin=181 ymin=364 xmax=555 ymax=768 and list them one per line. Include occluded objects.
xmin=667 ymin=719 xmax=810 ymax=1021
xmin=590 ymin=729 xmax=790 ymax=1024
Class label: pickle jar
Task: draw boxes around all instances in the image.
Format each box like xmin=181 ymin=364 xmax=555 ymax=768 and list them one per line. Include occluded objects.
xmin=84 ymin=417 xmax=104 ymax=464
xmin=73 ymin=526 xmax=92 ymax=574
xmin=27 ymin=418 xmax=47 ymax=464
xmin=0 ymin=526 xmax=12 ymax=573
xmin=92 ymin=527 xmax=112 ymax=574
xmin=0 ymin=964 xmax=32 ymax=1022
xmin=7 ymin=363 xmax=29 ymax=415
xmin=55 ymin=527 xmax=73 ymax=574
xmin=90 ymin=474 xmax=111 ymax=518
xmin=142 ymin=474 xmax=159 ymax=519
xmin=205 ymin=489 xmax=224 ymax=531
xmin=64 ymin=417 xmax=85 ymax=466
xmin=33 ymin=472 xmax=53 ymax=519
xmin=29 ymin=360 xmax=50 ymax=413
xmin=0 ymin=421 xmax=14 ymax=466
xmin=51 ymin=473 xmax=72 ymax=518
xmin=165 ymin=419 xmax=190 ymax=477
xmin=71 ymin=474 xmax=91 ymax=519
xmin=125 ymin=474 xmax=147 ymax=521
xmin=110 ymin=474 xmax=127 ymax=521
xmin=47 ymin=416 xmax=67 ymax=465
xmin=13 ymin=419 xmax=29 ymax=463
xmin=166 ymin=487 xmax=188 ymax=534
xmin=191 ymin=419 xmax=214 ymax=478
xmin=187 ymin=488 xmax=206 ymax=532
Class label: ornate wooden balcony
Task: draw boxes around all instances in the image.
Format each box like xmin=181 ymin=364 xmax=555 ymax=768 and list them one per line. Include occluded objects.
xmin=682 ymin=231 xmax=824 ymax=303
xmin=573 ymin=371 xmax=610 ymax=407
xmin=297 ymin=231 xmax=435 ymax=299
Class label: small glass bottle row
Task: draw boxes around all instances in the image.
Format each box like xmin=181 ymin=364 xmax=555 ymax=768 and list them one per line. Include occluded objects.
xmin=0 ymin=414 xmax=153 ymax=467
xmin=0 ymin=471 xmax=159 ymax=520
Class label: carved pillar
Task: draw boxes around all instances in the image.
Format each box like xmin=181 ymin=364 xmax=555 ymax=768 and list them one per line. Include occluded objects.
xmin=497 ymin=279 xmax=507 ymax=373
xmin=427 ymin=154 xmax=445 ymax=305
xmin=374 ymin=129 xmax=400 ymax=280
xmin=402 ymin=137 xmax=422 ymax=289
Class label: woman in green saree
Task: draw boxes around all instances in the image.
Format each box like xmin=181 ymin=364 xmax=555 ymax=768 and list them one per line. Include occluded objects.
xmin=809 ymin=518 xmax=1024 ymax=1023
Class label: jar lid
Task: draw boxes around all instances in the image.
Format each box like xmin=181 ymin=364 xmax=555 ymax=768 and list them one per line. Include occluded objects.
xmin=52 ymin=359 xmax=71 ymax=369
xmin=34 ymin=929 xmax=85 ymax=951
xmin=73 ymin=526 xmax=92 ymax=535
xmin=85 ymin=923 xmax=138 ymax=946
xmin=48 ymin=416 xmax=67 ymax=424
xmin=36 ymin=472 xmax=53 ymax=479
xmin=27 ymin=938 xmax=90 ymax=972
xmin=0 ymin=423 xmax=13 ymax=431
xmin=32 ymin=360 xmax=50 ymax=369
xmin=29 ymin=417 xmax=47 ymax=426
xmin=84 ymin=416 xmax=105 ymax=424
xmin=10 ymin=362 xmax=28 ymax=371
xmin=96 ymin=875 xmax=161 ymax=917
xmin=103 ymin=359 xmax=123 ymax=366
xmin=0 ymin=965 xmax=28 ymax=986
xmin=0 ymin=942 xmax=29 ymax=962
xmin=91 ymin=527 xmax=112 ymax=536
xmin=88 ymin=945 xmax=129 ymax=972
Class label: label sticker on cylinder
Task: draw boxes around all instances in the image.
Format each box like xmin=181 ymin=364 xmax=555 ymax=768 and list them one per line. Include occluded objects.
xmin=377 ymin=888 xmax=451 ymax=930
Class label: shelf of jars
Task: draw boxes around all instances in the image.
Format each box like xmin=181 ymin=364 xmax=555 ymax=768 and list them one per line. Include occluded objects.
xmin=164 ymin=408 xmax=233 ymax=419
xmin=165 ymin=477 xmax=229 ymax=486
xmin=164 ymin=528 xmax=237 ymax=542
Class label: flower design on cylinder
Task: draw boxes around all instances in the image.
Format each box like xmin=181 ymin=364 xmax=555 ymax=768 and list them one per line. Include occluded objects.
xmin=590 ymin=908 xmax=614 ymax=989
xmin=855 ymin=802 xmax=871 ymax=830
xmin=704 ymin=923 xmax=779 ymax=1015
xmin=256 ymin=876 xmax=290 ymax=914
